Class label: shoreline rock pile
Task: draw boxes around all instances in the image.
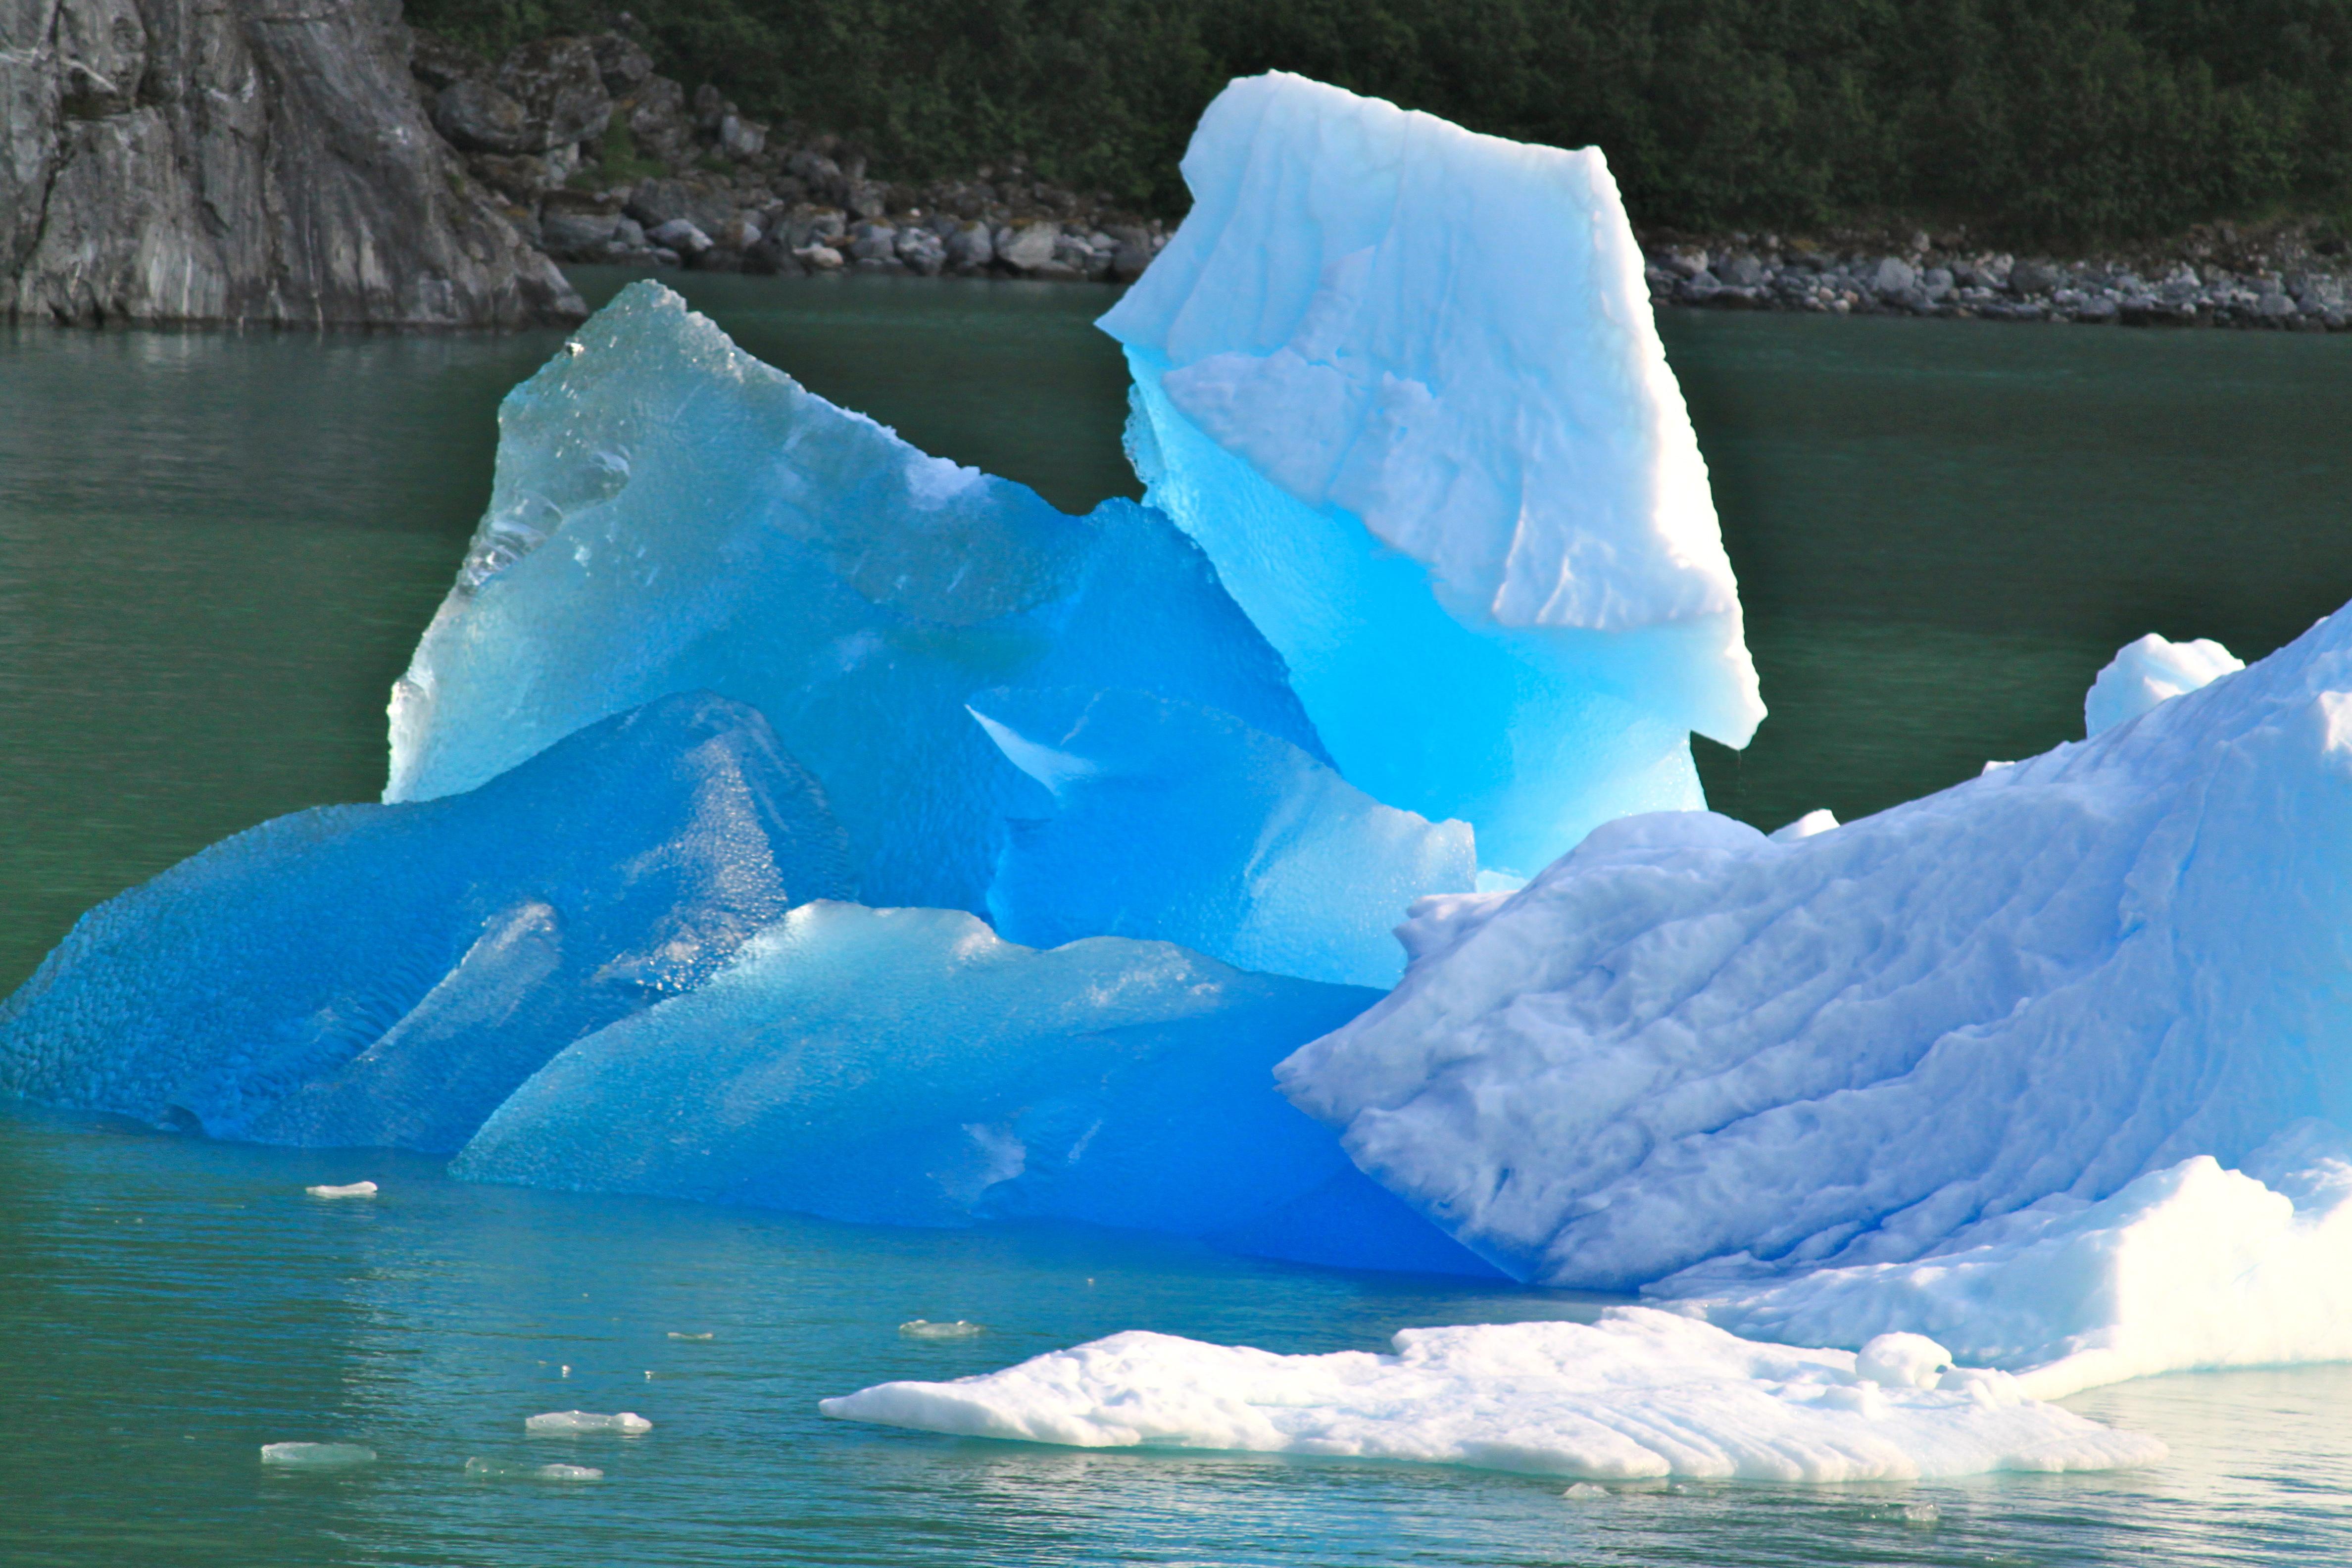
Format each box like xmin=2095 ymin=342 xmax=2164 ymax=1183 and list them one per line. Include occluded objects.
xmin=1643 ymin=230 xmax=2352 ymax=331
xmin=409 ymin=28 xmax=1170 ymax=284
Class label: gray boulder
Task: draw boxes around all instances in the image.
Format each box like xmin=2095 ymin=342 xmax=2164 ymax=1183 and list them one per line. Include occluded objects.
xmin=2 ymin=0 xmax=580 ymax=326
xmin=716 ymin=114 xmax=766 ymax=159
xmin=1869 ymin=257 xmax=1916 ymax=297
xmin=432 ymin=76 xmax=534 ymax=154
xmin=1110 ymin=241 xmax=1152 ymax=283
xmin=625 ymin=177 xmax=736 ymax=238
xmin=540 ymin=202 xmax=623 ymax=259
xmin=493 ymin=36 xmax=610 ymax=153
xmin=1720 ymin=254 xmax=1767 ymax=288
xmin=946 ymin=222 xmax=995 ymax=273
xmin=895 ymin=226 xmax=947 ymax=276
xmin=847 ymin=222 xmax=897 ymax=262
xmin=2009 ymin=260 xmax=2061 ymax=295
xmin=588 ymin=31 xmax=653 ymax=95
xmin=409 ymin=31 xmax=484 ymax=91
xmin=997 ymin=221 xmax=1060 ymax=273
xmin=1920 ymin=267 xmax=1954 ymax=301
xmin=645 ymin=218 xmax=712 ymax=256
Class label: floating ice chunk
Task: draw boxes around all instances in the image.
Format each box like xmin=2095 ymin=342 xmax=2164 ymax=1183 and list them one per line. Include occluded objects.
xmin=1767 ymin=808 xmax=1838 ymax=842
xmin=304 ymin=1181 xmax=378 ymax=1199
xmin=1685 ymin=1140 xmax=2352 ymax=1399
xmin=466 ymin=1456 xmax=605 ymax=1479
xmin=2085 ymin=633 xmax=2242 ymax=736
xmin=900 ymin=1320 xmax=987 ymax=1340
xmin=971 ymin=687 xmax=1473 ymax=987
xmin=1101 ymin=74 xmax=1761 ymax=873
xmin=386 ymin=280 xmax=1317 ymax=916
xmin=820 ymin=1307 xmax=2162 ymax=1481
xmin=1562 ymin=1482 xmax=1609 ymax=1500
xmin=260 ymin=1442 xmax=375 ymax=1468
xmin=525 ymin=1410 xmax=652 ymax=1435
xmin=0 ymin=693 xmax=845 ymax=1153
xmin=453 ymin=901 xmax=1493 ymax=1276
xmin=666 ymin=1331 xmax=714 ymax=1342
xmin=1279 ymin=602 xmax=2352 ymax=1295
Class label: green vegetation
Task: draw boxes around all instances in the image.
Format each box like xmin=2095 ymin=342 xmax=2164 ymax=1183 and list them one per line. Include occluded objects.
xmin=406 ymin=0 xmax=2352 ymax=243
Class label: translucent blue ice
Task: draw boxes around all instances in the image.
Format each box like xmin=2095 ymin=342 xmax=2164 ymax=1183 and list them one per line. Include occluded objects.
xmin=1099 ymin=74 xmax=1764 ymax=875
xmin=0 ymin=692 xmax=848 ymax=1151
xmin=454 ymin=900 xmax=1498 ymax=1276
xmin=970 ymin=686 xmax=1473 ymax=988
xmin=386 ymin=281 xmax=1320 ymax=917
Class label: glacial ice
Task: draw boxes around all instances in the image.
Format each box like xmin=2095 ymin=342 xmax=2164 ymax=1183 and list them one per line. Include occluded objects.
xmin=525 ymin=1411 xmax=652 ymax=1434
xmin=260 ymin=1443 xmax=375 ymax=1468
xmin=970 ymin=686 xmax=1474 ymax=987
xmin=386 ymin=280 xmax=1322 ymax=919
xmin=304 ymin=1181 xmax=378 ymax=1199
xmin=2085 ymin=632 xmax=2242 ymax=736
xmin=1099 ymin=72 xmax=1763 ymax=874
xmin=452 ymin=900 xmax=1497 ymax=1277
xmin=1281 ymin=603 xmax=2352 ymax=1322
xmin=820 ymin=1307 xmax=2164 ymax=1480
xmin=1687 ymin=1136 xmax=2352 ymax=1399
xmin=0 ymin=692 xmax=847 ymax=1151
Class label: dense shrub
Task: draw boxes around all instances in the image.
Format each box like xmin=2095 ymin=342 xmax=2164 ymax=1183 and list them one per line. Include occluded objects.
xmin=403 ymin=0 xmax=2352 ymax=243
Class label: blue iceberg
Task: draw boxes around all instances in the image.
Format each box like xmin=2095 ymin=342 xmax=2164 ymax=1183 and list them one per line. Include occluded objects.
xmin=970 ymin=686 xmax=1474 ymax=987
xmin=0 ymin=692 xmax=849 ymax=1151
xmin=385 ymin=281 xmax=1323 ymax=919
xmin=453 ymin=899 xmax=1495 ymax=1275
xmin=1099 ymin=73 xmax=1764 ymax=876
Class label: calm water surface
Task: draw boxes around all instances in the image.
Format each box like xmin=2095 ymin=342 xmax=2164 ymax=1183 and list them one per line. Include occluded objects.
xmin=3 ymin=273 xmax=2350 ymax=1564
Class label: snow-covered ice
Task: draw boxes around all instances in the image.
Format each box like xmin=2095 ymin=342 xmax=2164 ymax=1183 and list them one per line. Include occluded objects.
xmin=2085 ymin=633 xmax=2242 ymax=737
xmin=971 ymin=686 xmax=1473 ymax=987
xmin=304 ymin=1181 xmax=378 ymax=1199
xmin=524 ymin=1410 xmax=652 ymax=1434
xmin=0 ymin=692 xmax=844 ymax=1152
xmin=1282 ymin=604 xmax=2352 ymax=1328
xmin=1100 ymin=73 xmax=1762 ymax=874
xmin=820 ymin=1307 xmax=2163 ymax=1480
xmin=452 ymin=900 xmax=1493 ymax=1277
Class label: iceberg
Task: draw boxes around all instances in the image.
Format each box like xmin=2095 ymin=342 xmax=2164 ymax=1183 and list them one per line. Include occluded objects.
xmin=1689 ymin=1132 xmax=2352 ymax=1399
xmin=386 ymin=281 xmax=1322 ymax=919
xmin=2085 ymin=632 xmax=2242 ymax=736
xmin=1280 ymin=603 xmax=2352 ymax=1323
xmin=820 ymin=1307 xmax=2164 ymax=1480
xmin=453 ymin=899 xmax=1497 ymax=1277
xmin=0 ymin=692 xmax=848 ymax=1151
xmin=970 ymin=686 xmax=1474 ymax=987
xmin=1099 ymin=73 xmax=1762 ymax=874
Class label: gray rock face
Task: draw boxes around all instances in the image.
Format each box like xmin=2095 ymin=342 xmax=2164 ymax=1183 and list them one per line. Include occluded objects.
xmin=1 ymin=0 xmax=581 ymax=326
xmin=492 ymin=35 xmax=608 ymax=153
xmin=1868 ymin=256 xmax=1915 ymax=296
xmin=2009 ymin=260 xmax=2061 ymax=295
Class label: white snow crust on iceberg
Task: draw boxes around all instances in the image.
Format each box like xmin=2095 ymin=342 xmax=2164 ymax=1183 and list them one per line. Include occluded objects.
xmin=2085 ymin=632 xmax=2242 ymax=737
xmin=1100 ymin=73 xmax=1762 ymax=874
xmin=820 ymin=1307 xmax=2163 ymax=1481
xmin=1684 ymin=1128 xmax=2352 ymax=1399
xmin=1279 ymin=601 xmax=2352 ymax=1324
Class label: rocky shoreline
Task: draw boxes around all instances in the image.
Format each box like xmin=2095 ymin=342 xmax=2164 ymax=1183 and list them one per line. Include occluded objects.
xmin=410 ymin=27 xmax=1170 ymax=285
xmin=1639 ymin=230 xmax=2352 ymax=331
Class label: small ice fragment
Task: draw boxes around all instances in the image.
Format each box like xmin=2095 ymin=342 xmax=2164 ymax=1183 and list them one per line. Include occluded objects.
xmin=1902 ymin=1501 xmax=1941 ymax=1526
xmin=304 ymin=1181 xmax=377 ymax=1199
xmin=1562 ymin=1482 xmax=1609 ymax=1501
xmin=898 ymin=1319 xmax=985 ymax=1340
xmin=643 ymin=1371 xmax=652 ymax=1380
xmin=260 ymin=1441 xmax=375 ymax=1468
xmin=560 ymin=1365 xmax=570 ymax=1377
xmin=466 ymin=1457 xmax=605 ymax=1480
xmin=666 ymin=1331 xmax=714 ymax=1341
xmin=537 ymin=1463 xmax=603 ymax=1480
xmin=525 ymin=1410 xmax=652 ymax=1435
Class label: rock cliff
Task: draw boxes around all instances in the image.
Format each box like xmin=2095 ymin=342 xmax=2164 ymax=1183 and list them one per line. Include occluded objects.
xmin=0 ymin=0 xmax=581 ymax=327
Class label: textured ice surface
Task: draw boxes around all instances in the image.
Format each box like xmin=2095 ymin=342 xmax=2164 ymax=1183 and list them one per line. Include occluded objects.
xmin=0 ymin=692 xmax=845 ymax=1151
xmin=387 ymin=280 xmax=1318 ymax=917
xmin=971 ymin=686 xmax=1473 ymax=987
xmin=525 ymin=1411 xmax=651 ymax=1434
xmin=2085 ymin=632 xmax=2242 ymax=736
xmin=260 ymin=1443 xmax=375 ymax=1468
xmin=1100 ymin=73 xmax=1761 ymax=873
xmin=820 ymin=1307 xmax=2163 ymax=1480
xmin=455 ymin=900 xmax=1495 ymax=1276
xmin=1282 ymin=603 xmax=2352 ymax=1298
xmin=1687 ymin=1132 xmax=2352 ymax=1398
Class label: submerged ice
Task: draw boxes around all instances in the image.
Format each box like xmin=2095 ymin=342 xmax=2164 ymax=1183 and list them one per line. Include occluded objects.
xmin=821 ymin=1307 xmax=2163 ymax=1481
xmin=1101 ymin=73 xmax=1762 ymax=873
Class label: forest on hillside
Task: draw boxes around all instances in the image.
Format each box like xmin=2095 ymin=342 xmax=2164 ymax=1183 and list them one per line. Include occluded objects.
xmin=408 ymin=0 xmax=2352 ymax=244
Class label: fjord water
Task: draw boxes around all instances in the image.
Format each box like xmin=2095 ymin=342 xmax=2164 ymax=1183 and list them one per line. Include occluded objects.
xmin=5 ymin=273 xmax=2352 ymax=1564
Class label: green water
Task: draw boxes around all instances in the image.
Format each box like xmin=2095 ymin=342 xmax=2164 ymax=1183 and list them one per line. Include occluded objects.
xmin=4 ymin=275 xmax=2351 ymax=1565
